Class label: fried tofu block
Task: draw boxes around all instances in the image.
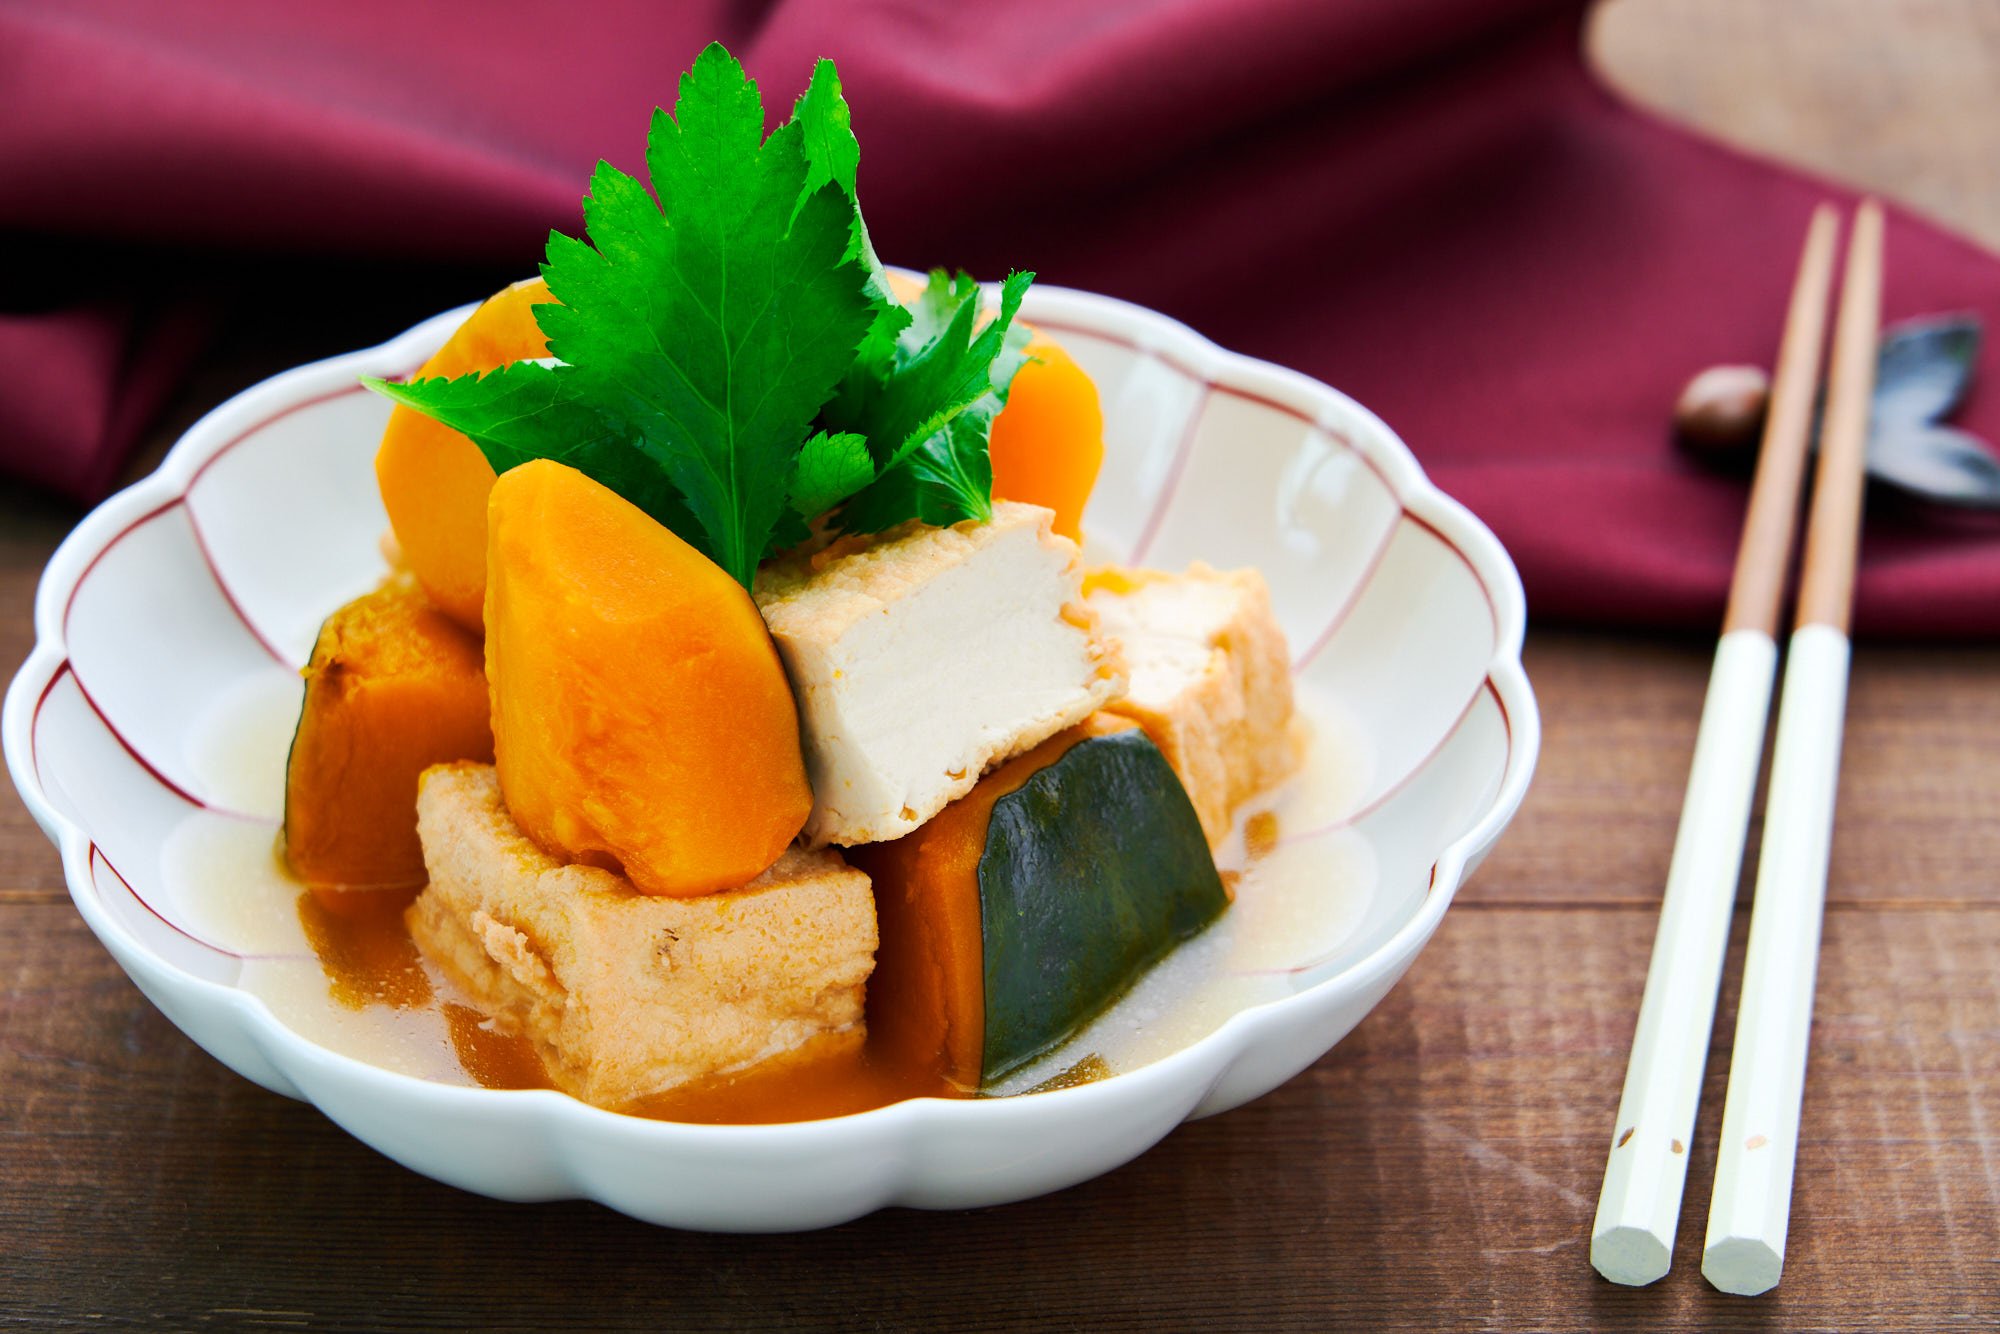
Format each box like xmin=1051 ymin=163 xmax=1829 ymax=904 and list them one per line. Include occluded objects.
xmin=754 ymin=501 xmax=1126 ymax=847
xmin=1085 ymin=563 xmax=1299 ymax=844
xmin=406 ymin=763 xmax=876 ymax=1109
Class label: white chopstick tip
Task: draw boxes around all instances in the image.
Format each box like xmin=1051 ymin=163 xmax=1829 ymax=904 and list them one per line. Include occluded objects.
xmin=1591 ymin=1225 xmax=1672 ymax=1287
xmin=1702 ymin=1234 xmax=1784 ymax=1296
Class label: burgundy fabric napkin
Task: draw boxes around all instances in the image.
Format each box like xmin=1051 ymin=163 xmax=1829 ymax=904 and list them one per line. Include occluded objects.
xmin=5 ymin=0 xmax=1998 ymax=636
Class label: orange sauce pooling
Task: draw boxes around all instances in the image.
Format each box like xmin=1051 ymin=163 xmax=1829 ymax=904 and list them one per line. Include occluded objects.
xmin=1244 ymin=809 xmax=1281 ymax=860
xmin=297 ymin=887 xmax=431 ymax=1011
xmin=629 ymin=1029 xmax=960 ymax=1125
xmin=442 ymin=1002 xmax=553 ymax=1091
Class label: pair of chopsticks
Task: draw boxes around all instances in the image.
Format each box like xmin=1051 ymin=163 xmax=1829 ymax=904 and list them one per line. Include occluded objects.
xmin=1590 ymin=199 xmax=1884 ymax=1296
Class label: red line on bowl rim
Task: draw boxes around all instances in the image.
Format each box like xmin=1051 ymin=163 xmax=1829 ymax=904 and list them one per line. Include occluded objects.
xmin=55 ymin=497 xmax=286 ymax=805
xmin=1127 ymin=379 xmax=1213 ymax=567
xmin=44 ymin=382 xmax=390 ymax=819
xmin=1404 ymin=510 xmax=1503 ymax=645
xmin=26 ymin=657 xmax=70 ymax=795
xmin=184 ymin=510 xmax=294 ymax=669
xmin=1036 ymin=314 xmax=1522 ymax=883
xmin=1290 ymin=512 xmax=1406 ymax=673
xmin=58 ymin=383 xmax=377 ymax=681
xmin=181 ymin=383 xmax=376 ymax=493
xmin=59 ymin=496 xmax=185 ymax=645
xmin=182 ymin=381 xmax=378 ymax=671
xmin=1484 ymin=675 xmax=1513 ymax=746
xmin=88 ymin=842 xmax=305 ymax=963
xmin=1029 ymin=316 xmax=1408 ymax=513
xmin=1279 ymin=671 xmax=1498 ymax=847
xmin=37 ymin=662 xmax=267 ymax=824
xmin=1033 ymin=315 xmax=1505 ymax=656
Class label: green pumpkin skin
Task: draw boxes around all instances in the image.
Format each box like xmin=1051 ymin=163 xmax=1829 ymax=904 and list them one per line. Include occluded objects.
xmin=977 ymin=728 xmax=1230 ymax=1082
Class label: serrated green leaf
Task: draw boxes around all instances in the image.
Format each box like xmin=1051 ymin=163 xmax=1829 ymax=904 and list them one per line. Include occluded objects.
xmin=914 ymin=414 xmax=996 ymax=522
xmin=830 ymin=268 xmax=1034 ymax=532
xmin=790 ymin=57 xmax=907 ymax=366
xmin=355 ymin=44 xmax=1032 ymax=586
xmin=838 ymin=412 xmax=995 ymax=532
xmin=363 ymin=365 xmax=696 ymax=536
xmin=833 ymin=270 xmax=983 ymax=470
xmin=794 ymin=58 xmax=860 ymax=202
xmin=533 ymin=43 xmax=873 ymax=587
xmin=788 ymin=430 xmax=875 ymax=519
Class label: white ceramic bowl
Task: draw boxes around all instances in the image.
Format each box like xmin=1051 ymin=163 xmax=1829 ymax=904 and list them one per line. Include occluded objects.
xmin=3 ymin=281 xmax=1538 ymax=1231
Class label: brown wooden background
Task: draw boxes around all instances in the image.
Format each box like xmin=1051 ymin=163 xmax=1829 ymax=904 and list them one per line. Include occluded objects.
xmin=5 ymin=2 xmax=1999 ymax=1328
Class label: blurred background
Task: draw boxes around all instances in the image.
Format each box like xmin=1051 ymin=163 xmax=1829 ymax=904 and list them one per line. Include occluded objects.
xmin=6 ymin=0 xmax=1999 ymax=634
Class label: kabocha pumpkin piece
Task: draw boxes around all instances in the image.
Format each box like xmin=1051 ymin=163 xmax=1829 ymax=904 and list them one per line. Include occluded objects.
xmin=852 ymin=718 xmax=1229 ymax=1090
xmin=989 ymin=336 xmax=1105 ymax=543
xmin=375 ymin=277 xmax=551 ymax=631
xmin=283 ymin=573 xmax=494 ymax=894
xmin=485 ymin=459 xmax=812 ymax=897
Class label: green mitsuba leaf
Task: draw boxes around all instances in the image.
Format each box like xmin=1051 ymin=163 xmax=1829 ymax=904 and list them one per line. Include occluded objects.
xmin=838 ymin=413 xmax=996 ymax=533
xmin=788 ymin=430 xmax=877 ymax=520
xmin=829 ymin=268 xmax=1035 ymax=533
xmin=793 ymin=58 xmax=860 ymax=207
xmin=535 ymin=44 xmax=873 ymax=588
xmin=363 ymin=364 xmax=695 ymax=536
xmin=356 ymin=44 xmax=1031 ymax=587
xmin=791 ymin=57 xmax=910 ymax=365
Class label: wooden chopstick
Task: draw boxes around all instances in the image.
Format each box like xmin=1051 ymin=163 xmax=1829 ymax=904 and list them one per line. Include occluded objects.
xmin=1590 ymin=203 xmax=1841 ymax=1288
xmin=1791 ymin=200 xmax=1884 ymax=638
xmin=1702 ymin=198 xmax=1885 ymax=1297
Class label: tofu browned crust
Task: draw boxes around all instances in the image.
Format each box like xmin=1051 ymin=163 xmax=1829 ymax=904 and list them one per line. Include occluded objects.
xmin=406 ymin=762 xmax=876 ymax=1109
xmin=755 ymin=501 xmax=1127 ymax=847
xmin=1086 ymin=563 xmax=1300 ymax=845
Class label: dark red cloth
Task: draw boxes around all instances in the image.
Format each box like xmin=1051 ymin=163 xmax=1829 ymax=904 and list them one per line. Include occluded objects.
xmin=5 ymin=0 xmax=1998 ymax=636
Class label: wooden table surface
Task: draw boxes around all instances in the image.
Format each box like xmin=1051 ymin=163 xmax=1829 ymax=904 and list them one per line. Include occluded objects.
xmin=6 ymin=3 xmax=1999 ymax=1328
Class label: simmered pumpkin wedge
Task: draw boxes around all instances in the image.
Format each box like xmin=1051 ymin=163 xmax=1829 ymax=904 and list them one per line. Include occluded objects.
xmin=485 ymin=459 xmax=812 ymax=896
xmin=989 ymin=336 xmax=1105 ymax=543
xmin=375 ymin=277 xmax=551 ymax=632
xmin=852 ymin=717 xmax=1228 ymax=1090
xmin=283 ymin=574 xmax=494 ymax=895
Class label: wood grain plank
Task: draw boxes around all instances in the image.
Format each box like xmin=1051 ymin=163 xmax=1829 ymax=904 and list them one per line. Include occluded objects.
xmin=4 ymin=901 xmax=1995 ymax=1330
xmin=1471 ymin=633 xmax=2000 ymax=908
xmin=0 ymin=488 xmax=77 ymax=897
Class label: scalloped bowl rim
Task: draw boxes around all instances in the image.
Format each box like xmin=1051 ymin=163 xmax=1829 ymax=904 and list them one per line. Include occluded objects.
xmin=3 ymin=281 xmax=1539 ymax=1165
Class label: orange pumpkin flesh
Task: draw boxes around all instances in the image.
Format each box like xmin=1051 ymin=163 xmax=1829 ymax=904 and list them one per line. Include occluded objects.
xmin=989 ymin=337 xmax=1105 ymax=542
xmin=283 ymin=575 xmax=495 ymax=895
xmin=850 ymin=721 xmax=1119 ymax=1090
xmin=375 ymin=277 xmax=551 ymax=632
xmin=484 ymin=459 xmax=812 ymax=896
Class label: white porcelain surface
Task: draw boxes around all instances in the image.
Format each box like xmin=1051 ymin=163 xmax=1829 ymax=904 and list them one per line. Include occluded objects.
xmin=4 ymin=281 xmax=1540 ymax=1231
